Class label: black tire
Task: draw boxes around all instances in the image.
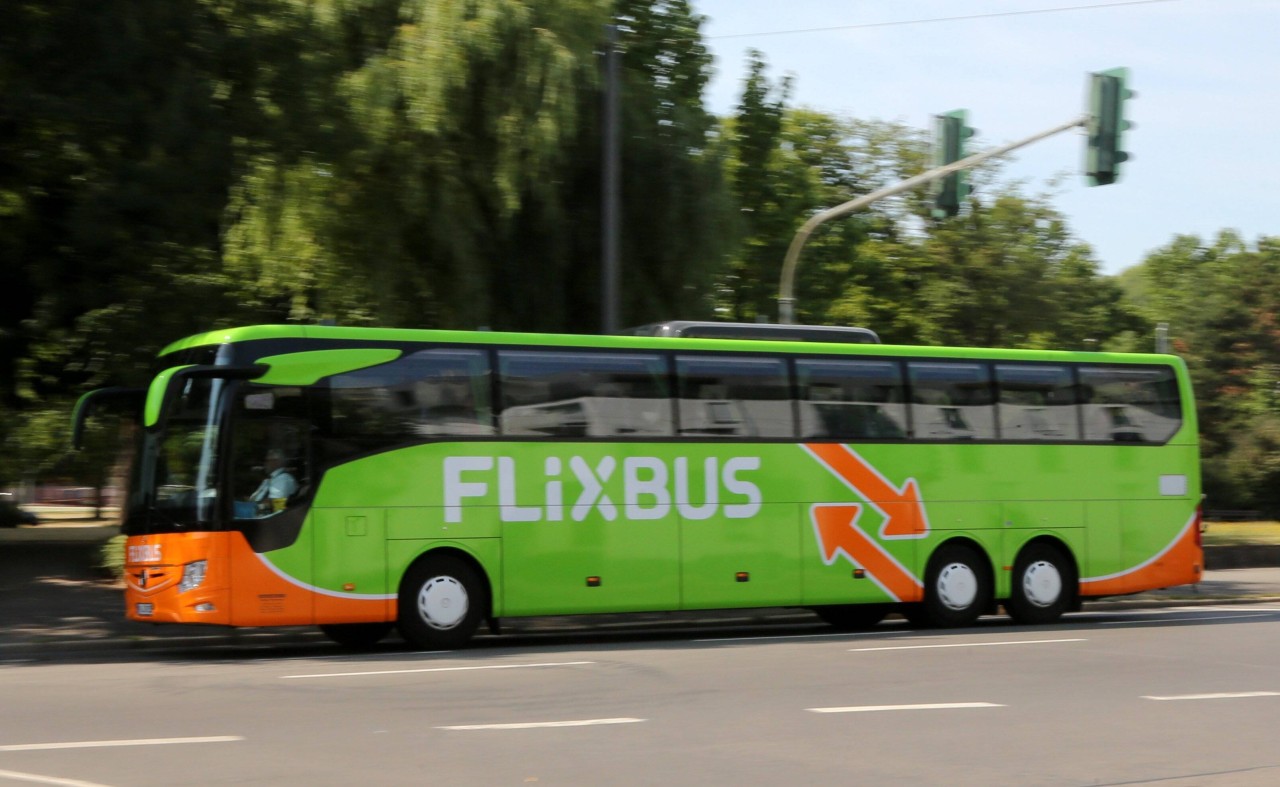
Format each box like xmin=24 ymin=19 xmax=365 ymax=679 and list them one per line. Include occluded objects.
xmin=814 ymin=604 xmax=888 ymax=630
xmin=397 ymin=555 xmax=486 ymax=650
xmin=1006 ymin=543 xmax=1076 ymax=625
xmin=920 ymin=543 xmax=992 ymax=628
xmin=319 ymin=622 xmax=394 ymax=649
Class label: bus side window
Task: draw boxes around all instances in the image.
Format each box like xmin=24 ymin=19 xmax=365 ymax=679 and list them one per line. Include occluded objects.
xmin=676 ymin=355 xmax=793 ymax=438
xmin=498 ymin=350 xmax=672 ymax=438
xmin=795 ymin=358 xmax=906 ymax=441
xmin=995 ymin=363 xmax=1081 ymax=442
xmin=907 ymin=362 xmax=996 ymax=441
xmin=1078 ymin=365 xmax=1182 ymax=443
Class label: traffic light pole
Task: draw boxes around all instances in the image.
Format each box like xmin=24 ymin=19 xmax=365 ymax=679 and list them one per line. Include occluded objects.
xmin=777 ymin=113 xmax=1089 ymax=325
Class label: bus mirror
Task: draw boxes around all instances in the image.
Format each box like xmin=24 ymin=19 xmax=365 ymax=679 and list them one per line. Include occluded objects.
xmin=149 ymin=364 xmax=269 ymax=428
xmin=71 ymin=387 xmax=146 ymax=450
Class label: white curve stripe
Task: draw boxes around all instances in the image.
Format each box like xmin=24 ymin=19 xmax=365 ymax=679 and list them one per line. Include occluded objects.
xmin=0 ymin=737 xmax=243 ymax=752
xmin=850 ymin=638 xmax=1085 ymax=652
xmin=809 ymin=702 xmax=1003 ymax=713
xmin=254 ymin=552 xmax=395 ymax=601
xmin=283 ymin=660 xmax=594 ymax=679
xmin=438 ymin=718 xmax=645 ymax=730
xmin=1080 ymin=510 xmax=1197 ymax=584
xmin=1144 ymin=692 xmax=1280 ymax=701
xmin=0 ymin=769 xmax=114 ymax=787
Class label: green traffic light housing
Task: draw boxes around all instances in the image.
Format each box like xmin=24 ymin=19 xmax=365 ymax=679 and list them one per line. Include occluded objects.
xmin=1085 ymin=67 xmax=1134 ymax=186
xmin=933 ymin=109 xmax=975 ymax=217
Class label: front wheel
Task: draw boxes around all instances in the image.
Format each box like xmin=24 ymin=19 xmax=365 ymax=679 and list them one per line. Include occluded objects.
xmin=397 ymin=555 xmax=486 ymax=650
xmin=920 ymin=543 xmax=992 ymax=628
xmin=1006 ymin=543 xmax=1075 ymax=625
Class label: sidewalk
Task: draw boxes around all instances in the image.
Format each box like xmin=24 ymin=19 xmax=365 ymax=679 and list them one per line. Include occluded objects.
xmin=3 ymin=524 xmax=1280 ymax=658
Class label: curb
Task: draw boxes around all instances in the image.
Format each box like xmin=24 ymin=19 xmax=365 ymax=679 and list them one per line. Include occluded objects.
xmin=4 ymin=595 xmax=1280 ymax=658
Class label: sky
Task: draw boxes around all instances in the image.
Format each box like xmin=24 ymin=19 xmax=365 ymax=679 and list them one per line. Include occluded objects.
xmin=692 ymin=0 xmax=1278 ymax=275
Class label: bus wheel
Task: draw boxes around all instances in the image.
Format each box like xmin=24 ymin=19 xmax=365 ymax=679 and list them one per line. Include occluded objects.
xmin=319 ymin=622 xmax=394 ymax=649
xmin=1007 ymin=543 xmax=1075 ymax=625
xmin=814 ymin=604 xmax=887 ymax=630
xmin=921 ymin=543 xmax=991 ymax=628
xmin=397 ymin=555 xmax=485 ymax=650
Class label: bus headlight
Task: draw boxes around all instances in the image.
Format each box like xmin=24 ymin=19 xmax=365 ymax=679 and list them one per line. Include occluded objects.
xmin=179 ymin=560 xmax=208 ymax=593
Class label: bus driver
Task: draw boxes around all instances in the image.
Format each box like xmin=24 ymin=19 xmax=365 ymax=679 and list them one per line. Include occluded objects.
xmin=249 ymin=449 xmax=298 ymax=515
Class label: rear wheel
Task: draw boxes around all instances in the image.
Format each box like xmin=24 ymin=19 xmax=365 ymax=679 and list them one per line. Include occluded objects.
xmin=814 ymin=604 xmax=888 ymax=630
xmin=1006 ymin=543 xmax=1075 ymax=625
xmin=319 ymin=622 xmax=394 ymax=649
xmin=397 ymin=555 xmax=486 ymax=650
xmin=920 ymin=543 xmax=991 ymax=628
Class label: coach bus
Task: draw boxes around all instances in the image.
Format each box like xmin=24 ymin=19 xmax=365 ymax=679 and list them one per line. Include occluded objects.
xmin=73 ymin=324 xmax=1201 ymax=649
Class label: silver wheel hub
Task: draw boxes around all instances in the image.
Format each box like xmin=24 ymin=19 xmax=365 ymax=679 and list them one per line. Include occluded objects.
xmin=417 ymin=575 xmax=469 ymax=630
xmin=936 ymin=562 xmax=978 ymax=611
xmin=1022 ymin=560 xmax=1063 ymax=608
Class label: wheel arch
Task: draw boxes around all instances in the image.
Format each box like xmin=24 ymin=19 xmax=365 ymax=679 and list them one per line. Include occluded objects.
xmin=397 ymin=545 xmax=494 ymax=622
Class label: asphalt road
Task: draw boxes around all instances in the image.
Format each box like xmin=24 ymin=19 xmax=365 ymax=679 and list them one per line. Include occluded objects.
xmin=4 ymin=605 xmax=1280 ymax=786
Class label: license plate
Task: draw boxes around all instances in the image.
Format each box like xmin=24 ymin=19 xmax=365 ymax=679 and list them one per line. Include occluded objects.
xmin=136 ymin=603 xmax=154 ymax=617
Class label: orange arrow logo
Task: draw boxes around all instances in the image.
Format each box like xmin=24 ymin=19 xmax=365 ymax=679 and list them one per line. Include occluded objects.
xmin=804 ymin=443 xmax=931 ymax=538
xmin=803 ymin=444 xmax=931 ymax=602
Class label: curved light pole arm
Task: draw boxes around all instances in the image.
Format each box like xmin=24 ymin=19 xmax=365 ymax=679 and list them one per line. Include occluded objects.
xmin=777 ymin=114 xmax=1088 ymax=324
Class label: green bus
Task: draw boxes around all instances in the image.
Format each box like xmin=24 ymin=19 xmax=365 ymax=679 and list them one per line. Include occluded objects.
xmin=79 ymin=324 xmax=1202 ymax=649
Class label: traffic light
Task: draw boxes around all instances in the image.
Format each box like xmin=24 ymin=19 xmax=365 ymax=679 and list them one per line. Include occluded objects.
xmin=1085 ymin=67 xmax=1133 ymax=186
xmin=933 ymin=110 xmax=975 ymax=217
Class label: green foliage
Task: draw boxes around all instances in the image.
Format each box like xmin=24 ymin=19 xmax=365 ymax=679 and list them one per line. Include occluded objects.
xmin=0 ymin=1 xmax=1274 ymax=514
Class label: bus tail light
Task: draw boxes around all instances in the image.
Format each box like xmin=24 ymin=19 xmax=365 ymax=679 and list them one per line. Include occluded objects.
xmin=1194 ymin=504 xmax=1204 ymax=549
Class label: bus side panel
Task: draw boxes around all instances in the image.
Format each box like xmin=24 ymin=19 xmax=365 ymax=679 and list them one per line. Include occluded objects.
xmin=499 ymin=444 xmax=681 ymax=617
xmin=227 ymin=531 xmax=314 ymax=625
xmin=680 ymin=502 xmax=802 ymax=609
xmin=312 ymin=508 xmax=394 ymax=624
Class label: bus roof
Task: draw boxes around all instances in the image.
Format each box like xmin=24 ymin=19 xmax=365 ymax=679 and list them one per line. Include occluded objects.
xmin=159 ymin=324 xmax=1183 ymax=368
xmin=620 ymin=321 xmax=880 ymax=344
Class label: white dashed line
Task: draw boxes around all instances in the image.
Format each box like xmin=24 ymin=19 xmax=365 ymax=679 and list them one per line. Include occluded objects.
xmin=0 ymin=737 xmax=242 ymax=752
xmin=282 ymin=660 xmax=594 ymax=680
xmin=438 ymin=717 xmax=645 ymax=730
xmin=809 ymin=702 xmax=1004 ymax=714
xmin=1143 ymin=692 xmax=1280 ymax=701
xmin=0 ymin=768 xmax=114 ymax=787
xmin=849 ymin=638 xmax=1085 ymax=652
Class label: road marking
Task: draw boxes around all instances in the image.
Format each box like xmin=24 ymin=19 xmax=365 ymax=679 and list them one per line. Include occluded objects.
xmin=849 ymin=638 xmax=1085 ymax=652
xmin=438 ymin=718 xmax=645 ymax=731
xmin=0 ymin=768 xmax=113 ymax=787
xmin=1143 ymin=692 xmax=1280 ymax=701
xmin=0 ymin=737 xmax=242 ymax=753
xmin=282 ymin=660 xmax=594 ymax=680
xmin=809 ymin=702 xmax=1004 ymax=714
xmin=1102 ymin=612 xmax=1270 ymax=626
xmin=696 ymin=629 xmax=915 ymax=643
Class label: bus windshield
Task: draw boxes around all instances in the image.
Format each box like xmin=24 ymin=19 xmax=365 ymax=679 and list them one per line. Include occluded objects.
xmin=125 ymin=376 xmax=224 ymax=535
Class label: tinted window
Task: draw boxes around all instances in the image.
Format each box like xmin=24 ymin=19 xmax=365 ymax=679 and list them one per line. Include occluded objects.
xmin=327 ymin=349 xmax=493 ymax=441
xmin=499 ymin=350 xmax=671 ymax=437
xmin=907 ymin=362 xmax=996 ymax=440
xmin=996 ymin=364 xmax=1081 ymax=442
xmin=677 ymin=355 xmax=793 ymax=438
xmin=795 ymin=358 xmax=906 ymax=440
xmin=1079 ymin=365 xmax=1181 ymax=443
